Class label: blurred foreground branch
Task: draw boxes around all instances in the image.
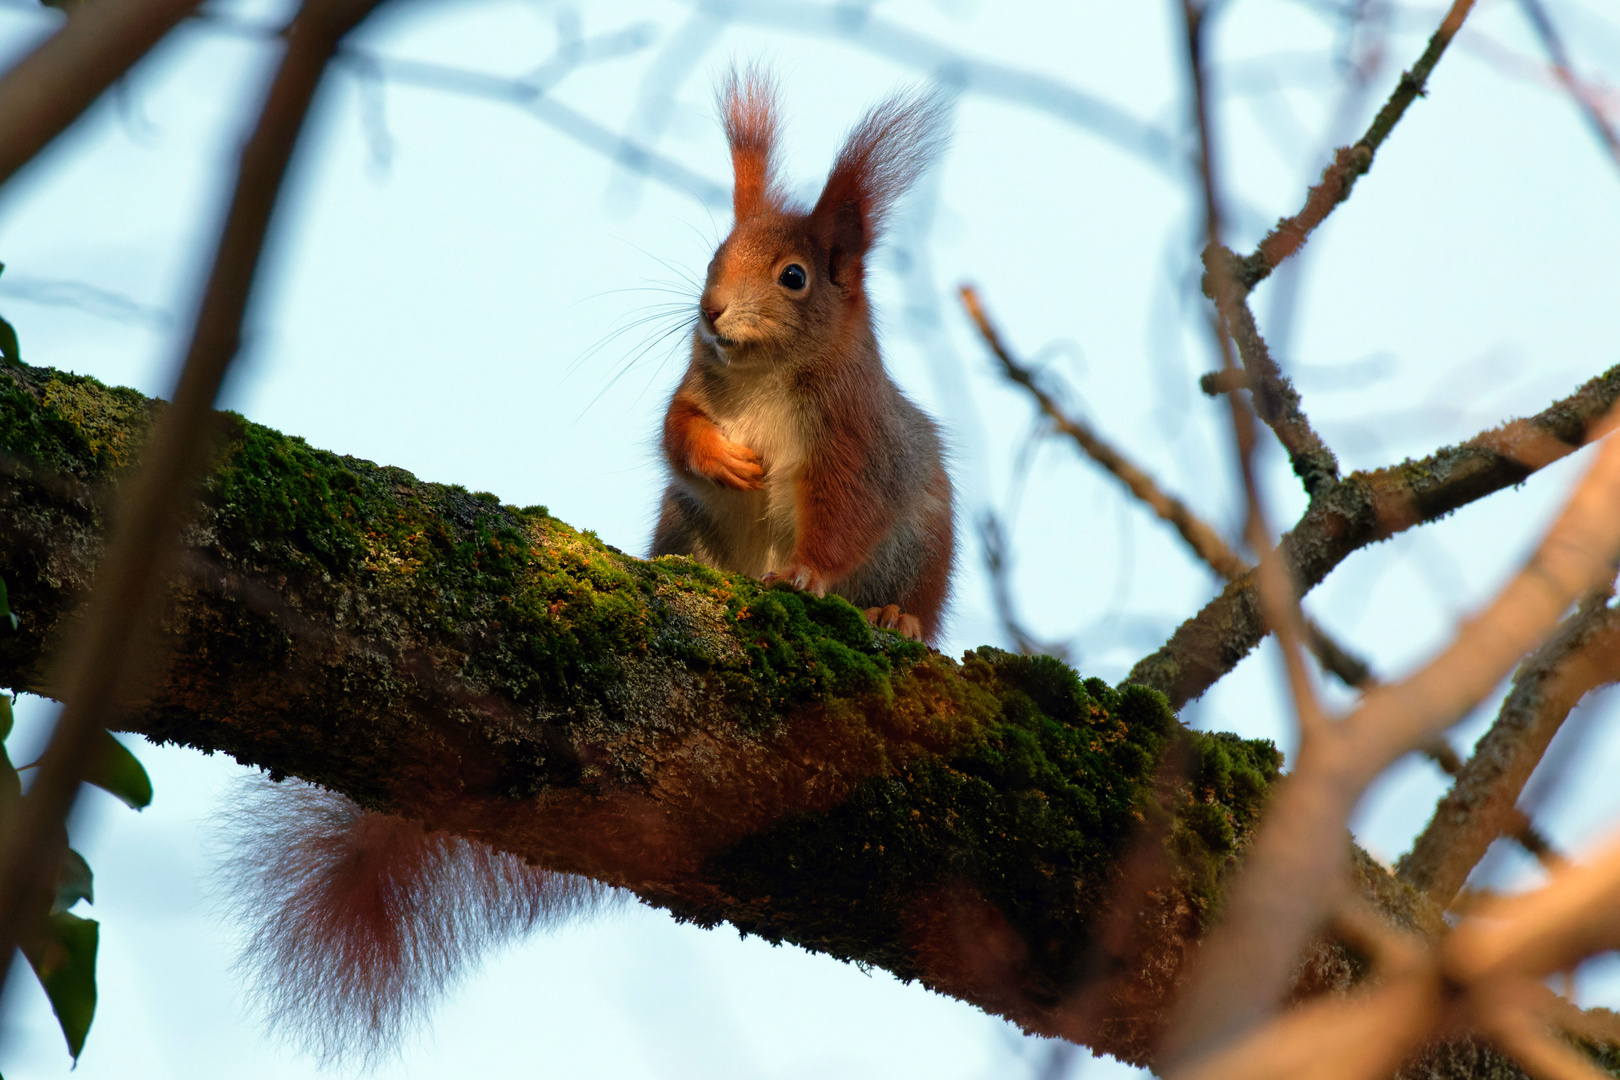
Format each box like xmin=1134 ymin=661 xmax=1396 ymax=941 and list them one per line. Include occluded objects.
xmin=1162 ymin=405 xmax=1620 ymax=1075
xmin=0 ymin=0 xmax=203 ymax=184
xmin=0 ymin=0 xmax=390 ymax=994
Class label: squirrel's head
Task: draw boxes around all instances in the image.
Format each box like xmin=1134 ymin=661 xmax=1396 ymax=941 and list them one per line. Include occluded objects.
xmin=697 ymin=68 xmax=950 ymax=364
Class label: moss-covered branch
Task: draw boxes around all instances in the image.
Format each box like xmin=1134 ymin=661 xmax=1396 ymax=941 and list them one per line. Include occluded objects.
xmin=0 ymin=361 xmax=1396 ymax=1065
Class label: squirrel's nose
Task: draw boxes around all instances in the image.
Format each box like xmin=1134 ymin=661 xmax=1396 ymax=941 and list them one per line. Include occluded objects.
xmin=702 ymin=304 xmax=726 ymax=325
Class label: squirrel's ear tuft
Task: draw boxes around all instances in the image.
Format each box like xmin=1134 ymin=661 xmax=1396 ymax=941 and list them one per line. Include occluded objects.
xmin=810 ymin=87 xmax=952 ymax=277
xmin=720 ymin=66 xmax=783 ymax=223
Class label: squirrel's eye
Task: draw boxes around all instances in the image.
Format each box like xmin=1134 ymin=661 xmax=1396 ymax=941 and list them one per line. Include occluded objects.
xmin=778 ymin=264 xmax=807 ymax=290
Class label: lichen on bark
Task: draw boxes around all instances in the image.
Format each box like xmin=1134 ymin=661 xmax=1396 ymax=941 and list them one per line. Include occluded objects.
xmin=1 ymin=360 xmax=1290 ymax=1061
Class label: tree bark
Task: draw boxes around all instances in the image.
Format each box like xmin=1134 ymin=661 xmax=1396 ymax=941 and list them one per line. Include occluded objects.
xmin=0 ymin=359 xmax=1515 ymax=1071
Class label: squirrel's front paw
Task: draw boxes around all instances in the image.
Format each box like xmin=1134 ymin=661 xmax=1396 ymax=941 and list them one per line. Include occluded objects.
xmin=690 ymin=436 xmax=764 ymax=491
xmin=762 ymin=564 xmax=829 ymax=597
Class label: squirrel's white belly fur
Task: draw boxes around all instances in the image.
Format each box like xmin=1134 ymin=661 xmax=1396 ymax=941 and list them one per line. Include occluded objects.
xmin=685 ymin=367 xmax=808 ymax=577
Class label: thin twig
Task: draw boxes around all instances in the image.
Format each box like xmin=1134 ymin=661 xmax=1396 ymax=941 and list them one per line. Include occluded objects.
xmin=962 ymin=284 xmax=1373 ymax=691
xmin=178 ymin=11 xmax=730 ymax=208
xmin=960 ymin=285 xmax=1248 ymax=581
xmin=0 ymin=0 xmax=203 ymax=186
xmin=1399 ymin=595 xmax=1620 ymax=905
xmin=1515 ymin=0 xmax=1620 ymax=178
xmin=1237 ymin=0 xmax=1478 ymax=290
xmin=1204 ymin=247 xmax=1340 ymax=495
xmin=1178 ymin=0 xmax=1327 ymax=744
xmin=0 ymin=0 xmax=388 ymax=1001
xmin=978 ymin=512 xmax=1069 ymax=659
xmin=667 ymin=0 xmax=1182 ymax=173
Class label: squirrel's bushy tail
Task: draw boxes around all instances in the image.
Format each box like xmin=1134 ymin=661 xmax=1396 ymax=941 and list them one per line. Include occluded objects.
xmin=215 ymin=776 xmax=613 ymax=1066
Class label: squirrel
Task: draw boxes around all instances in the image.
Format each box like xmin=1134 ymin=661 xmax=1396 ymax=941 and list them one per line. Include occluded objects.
xmin=650 ymin=70 xmax=956 ymax=644
xmin=221 ymin=70 xmax=954 ymax=1064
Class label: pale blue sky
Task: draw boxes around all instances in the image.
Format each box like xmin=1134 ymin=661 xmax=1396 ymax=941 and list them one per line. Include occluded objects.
xmin=1 ymin=0 xmax=1619 ymax=1076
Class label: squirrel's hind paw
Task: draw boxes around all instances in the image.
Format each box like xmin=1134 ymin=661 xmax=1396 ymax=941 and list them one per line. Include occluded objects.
xmin=865 ymin=604 xmax=922 ymax=641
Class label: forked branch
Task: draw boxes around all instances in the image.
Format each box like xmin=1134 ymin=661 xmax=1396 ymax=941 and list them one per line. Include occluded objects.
xmin=1161 ymin=405 xmax=1620 ymax=1073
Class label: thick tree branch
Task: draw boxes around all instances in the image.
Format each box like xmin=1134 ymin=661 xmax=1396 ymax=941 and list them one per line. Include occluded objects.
xmin=0 ymin=360 xmax=1298 ymax=1065
xmin=1128 ymin=362 xmax=1620 ymax=709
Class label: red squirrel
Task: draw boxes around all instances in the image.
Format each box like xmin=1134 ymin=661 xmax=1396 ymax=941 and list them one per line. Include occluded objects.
xmin=225 ymin=72 xmax=954 ymax=1063
xmin=651 ymin=70 xmax=956 ymax=643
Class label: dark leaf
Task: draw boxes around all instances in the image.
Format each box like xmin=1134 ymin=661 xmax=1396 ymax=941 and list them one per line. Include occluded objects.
xmin=53 ymin=849 xmax=94 ymax=913
xmin=20 ymin=911 xmax=98 ymax=1060
xmin=0 ymin=700 xmax=17 ymax=809
xmin=0 ymin=314 xmax=18 ymax=368
xmin=0 ymin=576 xmax=15 ymax=630
xmin=85 ymin=728 xmax=152 ymax=810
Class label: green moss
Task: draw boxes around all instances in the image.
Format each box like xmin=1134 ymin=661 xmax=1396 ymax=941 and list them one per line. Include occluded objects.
xmin=0 ymin=369 xmax=155 ymax=478
xmin=2 ymin=362 xmax=1287 ymax=1004
xmin=703 ymin=648 xmax=1277 ymax=995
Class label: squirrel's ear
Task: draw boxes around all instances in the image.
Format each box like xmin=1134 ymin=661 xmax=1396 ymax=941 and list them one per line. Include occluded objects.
xmin=810 ymin=88 xmax=951 ymax=281
xmin=720 ymin=67 xmax=782 ymax=222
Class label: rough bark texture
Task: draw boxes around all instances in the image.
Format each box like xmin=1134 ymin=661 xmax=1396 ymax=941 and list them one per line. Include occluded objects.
xmin=1129 ymin=364 xmax=1620 ymax=709
xmin=0 ymin=361 xmax=1555 ymax=1075
xmin=0 ymin=360 xmax=1298 ymax=1062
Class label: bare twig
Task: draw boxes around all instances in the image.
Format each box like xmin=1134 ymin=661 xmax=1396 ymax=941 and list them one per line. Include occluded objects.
xmin=960 ymin=285 xmax=1248 ymax=582
xmin=178 ymin=11 xmax=730 ymax=208
xmin=0 ymin=0 xmax=388 ymax=1000
xmin=978 ymin=512 xmax=1069 ymax=659
xmin=1399 ymin=595 xmax=1620 ymax=905
xmin=1160 ymin=409 xmax=1620 ymax=1073
xmin=1128 ymin=363 xmax=1620 ymax=710
xmin=1205 ymin=248 xmax=1340 ymax=495
xmin=1515 ymin=0 xmax=1620 ymax=177
xmin=963 ymin=284 xmax=1372 ymax=691
xmin=667 ymin=0 xmax=1181 ymax=173
xmin=1237 ymin=0 xmax=1478 ymax=290
xmin=1178 ymin=0 xmax=1326 ymax=743
xmin=0 ymin=0 xmax=202 ymax=186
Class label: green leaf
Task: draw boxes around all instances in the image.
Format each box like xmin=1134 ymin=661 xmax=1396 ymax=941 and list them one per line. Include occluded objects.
xmin=0 ymin=313 xmax=18 ymax=368
xmin=0 ymin=737 xmax=18 ymax=809
xmin=0 ymin=576 xmax=16 ymax=631
xmin=85 ymin=728 xmax=151 ymax=810
xmin=0 ymin=263 xmax=17 ymax=368
xmin=53 ymin=849 xmax=94 ymax=912
xmin=0 ymin=693 xmax=12 ymax=741
xmin=20 ymin=910 xmax=98 ymax=1060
